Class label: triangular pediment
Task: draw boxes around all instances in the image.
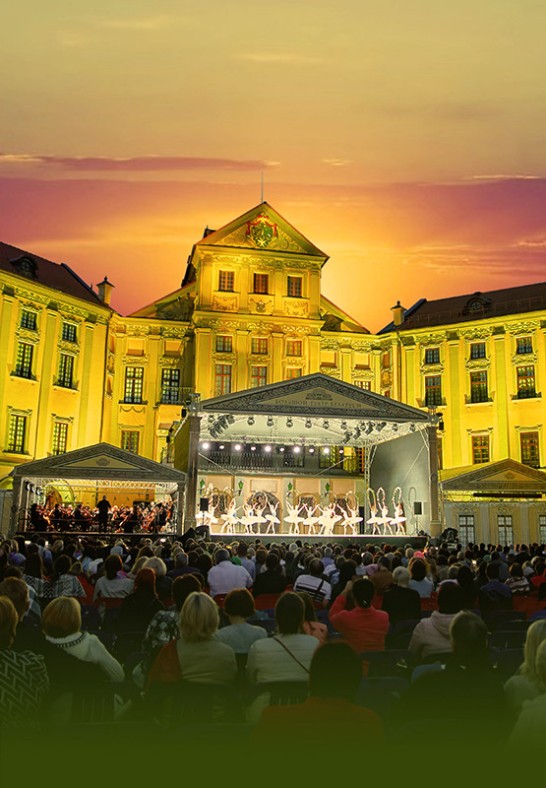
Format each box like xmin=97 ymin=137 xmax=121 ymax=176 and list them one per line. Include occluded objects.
xmin=11 ymin=443 xmax=185 ymax=482
xmin=195 ymin=202 xmax=328 ymax=260
xmin=441 ymin=459 xmax=546 ymax=492
xmin=201 ymin=373 xmax=428 ymax=421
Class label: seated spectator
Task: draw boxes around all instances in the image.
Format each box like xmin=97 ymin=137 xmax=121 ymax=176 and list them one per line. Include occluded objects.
xmin=246 ymin=592 xmax=318 ymax=685
xmin=505 ymin=563 xmax=530 ymax=596
xmin=167 ymin=551 xmax=200 ymax=579
xmin=504 ymin=620 xmax=546 ymax=714
xmin=216 ymin=588 xmax=268 ymax=653
xmin=408 ymin=558 xmax=434 ymax=598
xmin=0 ymin=596 xmax=49 ymax=728
xmin=236 ymin=542 xmax=256 ymax=581
xmin=42 ymin=596 xmax=124 ymax=682
xmin=408 ymin=582 xmax=464 ymax=661
xmin=0 ymin=577 xmax=43 ymax=653
xmin=397 ymin=611 xmax=507 ymax=730
xmin=293 ymin=559 xmax=332 ymax=606
xmin=207 ymin=549 xmax=253 ymax=597
xmin=530 ymin=561 xmax=546 ymax=590
xmin=142 ymin=574 xmax=203 ymax=667
xmin=381 ymin=567 xmax=421 ymax=625
xmin=251 ymin=641 xmax=384 ymax=748
xmin=252 ymin=552 xmax=287 ymax=597
xmin=93 ymin=554 xmax=134 ymax=602
xmin=508 ymin=639 xmax=546 ymax=753
xmin=329 ymin=578 xmax=389 ymax=653
xmin=25 ymin=555 xmax=85 ymax=601
xmin=456 ymin=564 xmax=478 ymax=609
xmin=330 ymin=559 xmax=357 ymax=604
xmin=369 ymin=557 xmax=393 ymax=595
xmin=147 ymin=592 xmax=236 ymax=686
xmin=118 ymin=568 xmax=164 ymax=634
xmin=143 ymin=557 xmax=172 ymax=604
xmin=299 ymin=592 xmax=328 ymax=645
xmin=479 ymin=562 xmax=513 ymax=613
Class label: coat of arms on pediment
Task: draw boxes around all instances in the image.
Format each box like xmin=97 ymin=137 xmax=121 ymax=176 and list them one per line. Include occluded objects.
xmin=246 ymin=212 xmax=278 ymax=248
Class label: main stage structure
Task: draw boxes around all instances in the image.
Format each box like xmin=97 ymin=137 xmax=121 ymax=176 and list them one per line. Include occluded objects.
xmin=172 ymin=373 xmax=440 ymax=538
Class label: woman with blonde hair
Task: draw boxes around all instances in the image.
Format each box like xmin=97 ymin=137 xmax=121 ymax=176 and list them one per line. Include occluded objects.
xmin=147 ymin=591 xmax=236 ymax=686
xmin=504 ymin=619 xmax=546 ymax=714
xmin=42 ymin=596 xmax=124 ymax=682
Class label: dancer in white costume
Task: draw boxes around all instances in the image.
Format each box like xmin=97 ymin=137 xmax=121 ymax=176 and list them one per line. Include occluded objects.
xmin=284 ymin=500 xmax=304 ymax=535
xmin=302 ymin=504 xmax=319 ymax=535
xmin=390 ymin=486 xmax=407 ymax=535
xmin=376 ymin=487 xmax=393 ymax=535
xmin=264 ymin=501 xmax=280 ymax=535
xmin=340 ymin=503 xmax=363 ymax=535
xmin=253 ymin=505 xmax=268 ymax=535
xmin=366 ymin=488 xmax=381 ymax=535
xmin=240 ymin=503 xmax=258 ymax=535
xmin=317 ymin=503 xmax=341 ymax=536
xmin=220 ymin=499 xmax=240 ymax=534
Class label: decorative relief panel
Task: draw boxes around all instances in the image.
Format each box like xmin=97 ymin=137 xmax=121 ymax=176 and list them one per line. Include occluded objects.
xmin=417 ymin=332 xmax=447 ymax=346
xmin=212 ymin=295 xmax=238 ymax=312
xmin=459 ymin=327 xmax=494 ymax=340
xmin=284 ymin=298 xmax=309 ymax=317
xmin=248 ymin=298 xmax=274 ymax=315
xmin=508 ymin=321 xmax=540 ymax=336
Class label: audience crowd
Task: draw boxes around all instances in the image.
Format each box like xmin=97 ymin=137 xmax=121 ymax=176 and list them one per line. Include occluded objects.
xmin=1 ymin=532 xmax=546 ymax=750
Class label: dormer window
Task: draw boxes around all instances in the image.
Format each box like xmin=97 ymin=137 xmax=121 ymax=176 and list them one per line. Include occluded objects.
xmin=10 ymin=255 xmax=37 ymax=279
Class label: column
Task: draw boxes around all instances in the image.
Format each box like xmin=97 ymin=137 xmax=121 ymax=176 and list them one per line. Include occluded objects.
xmin=427 ymin=425 xmax=441 ymax=536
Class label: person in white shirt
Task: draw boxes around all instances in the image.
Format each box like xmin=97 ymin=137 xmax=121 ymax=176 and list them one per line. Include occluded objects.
xmin=207 ymin=549 xmax=253 ymax=597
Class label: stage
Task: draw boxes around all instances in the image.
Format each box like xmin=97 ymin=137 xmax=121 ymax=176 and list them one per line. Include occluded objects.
xmin=16 ymin=529 xmax=429 ymax=551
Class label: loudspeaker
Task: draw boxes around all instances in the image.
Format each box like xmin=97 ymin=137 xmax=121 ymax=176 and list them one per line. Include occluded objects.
xmin=414 ymin=502 xmax=422 ymax=515
xmin=199 ymin=497 xmax=209 ymax=512
xmin=195 ymin=525 xmax=210 ymax=539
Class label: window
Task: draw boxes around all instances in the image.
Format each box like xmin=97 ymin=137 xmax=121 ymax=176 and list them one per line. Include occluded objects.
xmin=516 ymin=337 xmax=533 ymax=355
xmin=470 ymin=371 xmax=488 ymax=403
xmin=250 ymin=366 xmax=268 ymax=387
xmin=470 ymin=342 xmax=486 ymax=360
xmin=251 ymin=337 xmax=268 ymax=355
xmin=497 ymin=515 xmax=513 ymax=546
xmin=425 ymin=375 xmax=442 ymax=407
xmin=62 ymin=322 xmax=78 ymax=343
xmin=472 ymin=434 xmax=490 ymax=464
xmin=124 ymin=367 xmax=144 ymax=403
xmin=20 ymin=310 xmax=37 ymax=330
xmin=287 ymin=276 xmax=302 ymax=297
xmin=458 ymin=515 xmax=475 ymax=545
xmin=7 ymin=414 xmax=27 ymax=453
xmin=253 ymin=273 xmax=269 ymax=294
xmin=354 ymin=380 xmax=371 ymax=390
xmin=121 ymin=430 xmax=140 ymax=454
xmin=286 ymin=368 xmax=302 ymax=379
xmin=51 ymin=421 xmax=68 ymax=455
xmin=218 ymin=270 xmax=234 ymax=292
xmin=539 ymin=515 xmax=546 ymax=544
xmin=14 ymin=342 xmax=33 ymax=378
xmin=424 ymin=348 xmax=440 ymax=364
xmin=161 ymin=368 xmax=180 ymax=404
xmin=286 ymin=339 xmax=302 ymax=357
xmin=520 ymin=432 xmax=540 ymax=468
xmin=216 ymin=335 xmax=233 ymax=353
xmin=517 ymin=366 xmax=536 ymax=398
xmin=214 ymin=364 xmax=232 ymax=396
xmin=57 ymin=354 xmax=75 ymax=388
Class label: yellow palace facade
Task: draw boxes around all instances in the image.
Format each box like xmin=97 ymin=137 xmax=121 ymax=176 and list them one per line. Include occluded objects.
xmin=1 ymin=202 xmax=546 ymax=543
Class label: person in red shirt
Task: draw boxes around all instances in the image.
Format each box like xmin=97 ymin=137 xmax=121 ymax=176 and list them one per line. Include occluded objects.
xmin=329 ymin=578 xmax=389 ymax=653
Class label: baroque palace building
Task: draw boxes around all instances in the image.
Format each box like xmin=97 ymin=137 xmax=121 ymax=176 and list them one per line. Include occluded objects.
xmin=1 ymin=202 xmax=546 ymax=542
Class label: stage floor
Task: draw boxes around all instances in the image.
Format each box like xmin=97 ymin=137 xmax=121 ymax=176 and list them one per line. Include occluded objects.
xmin=16 ymin=530 xmax=428 ymax=550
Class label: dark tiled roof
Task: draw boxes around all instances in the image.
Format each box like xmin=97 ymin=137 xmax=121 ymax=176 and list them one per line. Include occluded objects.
xmin=379 ymin=281 xmax=546 ymax=333
xmin=0 ymin=242 xmax=103 ymax=306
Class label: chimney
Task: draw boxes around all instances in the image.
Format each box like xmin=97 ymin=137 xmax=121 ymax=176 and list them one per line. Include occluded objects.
xmin=391 ymin=300 xmax=405 ymax=327
xmin=97 ymin=276 xmax=114 ymax=306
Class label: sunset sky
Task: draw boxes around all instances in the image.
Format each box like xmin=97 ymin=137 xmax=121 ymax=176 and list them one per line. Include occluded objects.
xmin=2 ymin=1 xmax=546 ymax=331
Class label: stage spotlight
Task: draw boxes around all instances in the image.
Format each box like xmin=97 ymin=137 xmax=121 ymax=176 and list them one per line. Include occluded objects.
xmin=322 ymin=447 xmax=330 ymax=455
xmin=226 ymin=414 xmax=235 ymax=424
xmin=264 ymin=445 xmax=272 ymax=452
xmin=409 ymin=423 xmax=416 ymax=432
xmin=279 ymin=446 xmax=285 ymax=452
xmin=234 ymin=443 xmax=242 ymax=451
xmin=364 ymin=422 xmax=374 ymax=434
xmin=207 ymin=415 xmax=215 ymax=424
xmin=391 ymin=423 xmax=398 ymax=432
xmin=219 ymin=444 xmax=225 ymax=450
xmin=201 ymin=442 xmax=210 ymax=450
xmin=353 ymin=427 xmax=361 ymax=439
xmin=344 ymin=431 xmax=352 ymax=443
xmin=267 ymin=416 xmax=274 ymax=427
xmin=247 ymin=416 xmax=255 ymax=425
xmin=218 ymin=416 xmax=228 ymax=429
xmin=286 ymin=417 xmax=293 ymax=427
xmin=340 ymin=421 xmax=347 ymax=430
xmin=293 ymin=446 xmax=301 ymax=454
xmin=323 ymin=420 xmax=329 ymax=429
xmin=250 ymin=445 xmax=256 ymax=451
xmin=339 ymin=449 xmax=344 ymax=455
xmin=305 ymin=418 xmax=312 ymax=428
xmin=309 ymin=446 xmax=315 ymax=454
